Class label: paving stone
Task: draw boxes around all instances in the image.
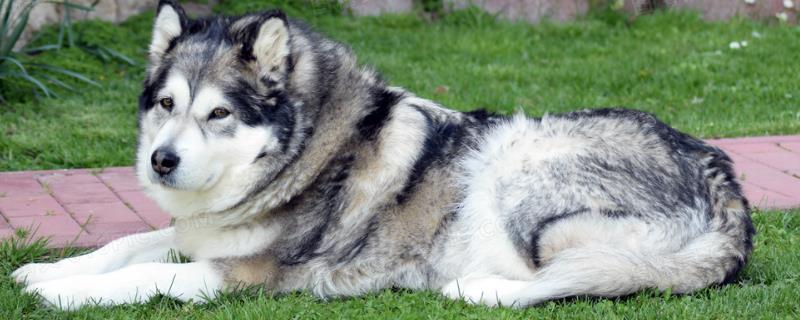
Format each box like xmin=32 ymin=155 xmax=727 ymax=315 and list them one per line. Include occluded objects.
xmin=0 ymin=227 xmax=15 ymax=240
xmin=116 ymin=191 xmax=171 ymax=228
xmin=734 ymin=161 xmax=800 ymax=199
xmin=741 ymin=182 xmax=800 ymax=209
xmin=743 ymin=152 xmax=800 ymax=171
xmin=46 ymin=175 xmax=119 ymax=205
xmin=0 ymin=172 xmax=46 ymax=197
xmin=712 ymin=136 xmax=800 ymax=145
xmin=7 ymin=215 xmax=83 ymax=241
xmin=63 ymin=201 xmax=142 ymax=225
xmin=3 ymin=134 xmax=800 ymax=248
xmin=0 ymin=194 xmax=68 ymax=217
xmin=97 ymin=167 xmax=141 ymax=192
xmin=0 ymin=219 xmax=14 ymax=240
xmin=721 ymin=142 xmax=787 ymax=154
xmin=84 ymin=221 xmax=153 ymax=235
xmin=780 ymin=142 xmax=800 ymax=153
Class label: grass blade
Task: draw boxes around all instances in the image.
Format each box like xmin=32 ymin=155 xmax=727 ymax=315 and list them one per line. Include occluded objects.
xmin=1 ymin=1 xmax=35 ymax=55
xmin=102 ymin=47 xmax=136 ymax=65
xmin=6 ymin=71 xmax=53 ymax=97
xmin=40 ymin=73 xmax=74 ymax=90
xmin=0 ymin=55 xmax=30 ymax=74
xmin=0 ymin=0 xmax=16 ymax=54
xmin=29 ymin=63 xmax=100 ymax=87
xmin=22 ymin=44 xmax=61 ymax=54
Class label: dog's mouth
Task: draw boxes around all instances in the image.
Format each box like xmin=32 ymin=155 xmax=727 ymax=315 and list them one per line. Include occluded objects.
xmin=150 ymin=172 xmax=182 ymax=190
xmin=149 ymin=170 xmax=222 ymax=192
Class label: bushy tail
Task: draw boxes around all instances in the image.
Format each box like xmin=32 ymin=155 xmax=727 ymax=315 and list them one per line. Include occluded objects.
xmin=509 ymin=151 xmax=756 ymax=306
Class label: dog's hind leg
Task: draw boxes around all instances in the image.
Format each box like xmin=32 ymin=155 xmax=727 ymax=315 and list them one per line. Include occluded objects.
xmin=443 ymin=231 xmax=747 ymax=308
xmin=12 ymin=227 xmax=177 ymax=285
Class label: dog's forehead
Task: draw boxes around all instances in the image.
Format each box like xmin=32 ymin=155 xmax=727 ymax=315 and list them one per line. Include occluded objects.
xmin=170 ymin=39 xmax=240 ymax=88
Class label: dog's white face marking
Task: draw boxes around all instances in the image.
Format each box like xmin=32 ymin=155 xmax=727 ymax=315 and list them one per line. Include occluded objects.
xmin=136 ymin=71 xmax=278 ymax=218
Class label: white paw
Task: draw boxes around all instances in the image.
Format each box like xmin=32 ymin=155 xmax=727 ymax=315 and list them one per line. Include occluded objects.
xmin=441 ymin=276 xmax=528 ymax=307
xmin=24 ymin=275 xmax=104 ymax=310
xmin=12 ymin=255 xmax=106 ymax=285
xmin=12 ymin=263 xmax=63 ymax=285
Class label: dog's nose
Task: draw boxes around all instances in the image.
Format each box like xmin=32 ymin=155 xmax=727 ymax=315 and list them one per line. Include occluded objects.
xmin=151 ymin=148 xmax=180 ymax=176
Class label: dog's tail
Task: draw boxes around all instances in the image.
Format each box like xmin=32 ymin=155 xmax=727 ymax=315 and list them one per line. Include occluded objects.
xmin=498 ymin=150 xmax=755 ymax=307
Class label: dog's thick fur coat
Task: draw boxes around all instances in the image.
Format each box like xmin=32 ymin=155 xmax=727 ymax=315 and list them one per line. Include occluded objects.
xmin=13 ymin=0 xmax=754 ymax=310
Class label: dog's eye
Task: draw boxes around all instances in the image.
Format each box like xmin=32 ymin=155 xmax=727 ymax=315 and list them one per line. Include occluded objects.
xmin=209 ymin=107 xmax=230 ymax=120
xmin=159 ymin=97 xmax=174 ymax=112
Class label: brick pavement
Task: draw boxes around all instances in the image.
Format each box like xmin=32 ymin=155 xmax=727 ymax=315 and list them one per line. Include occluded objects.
xmin=0 ymin=136 xmax=798 ymax=248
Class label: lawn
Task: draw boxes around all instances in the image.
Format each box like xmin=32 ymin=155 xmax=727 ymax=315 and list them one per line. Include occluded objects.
xmin=1 ymin=0 xmax=799 ymax=318
xmin=1 ymin=210 xmax=797 ymax=319
xmin=1 ymin=1 xmax=799 ymax=171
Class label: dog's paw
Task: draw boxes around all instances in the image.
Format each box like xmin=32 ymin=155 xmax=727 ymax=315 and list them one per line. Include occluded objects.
xmin=441 ymin=276 xmax=529 ymax=308
xmin=24 ymin=275 xmax=100 ymax=310
xmin=11 ymin=263 xmax=61 ymax=285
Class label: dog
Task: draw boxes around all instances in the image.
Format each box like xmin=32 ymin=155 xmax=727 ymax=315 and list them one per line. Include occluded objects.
xmin=12 ymin=0 xmax=754 ymax=310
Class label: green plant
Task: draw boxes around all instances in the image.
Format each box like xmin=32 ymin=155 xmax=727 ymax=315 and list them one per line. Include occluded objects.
xmin=47 ymin=0 xmax=136 ymax=65
xmin=0 ymin=0 xmax=100 ymax=101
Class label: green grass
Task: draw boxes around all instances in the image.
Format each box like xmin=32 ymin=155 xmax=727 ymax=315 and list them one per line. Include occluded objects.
xmin=1 ymin=2 xmax=799 ymax=171
xmin=0 ymin=3 xmax=799 ymax=317
xmin=1 ymin=209 xmax=798 ymax=319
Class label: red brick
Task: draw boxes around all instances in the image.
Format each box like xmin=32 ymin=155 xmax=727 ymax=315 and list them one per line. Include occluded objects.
xmin=63 ymin=201 xmax=142 ymax=224
xmin=117 ymin=191 xmax=161 ymax=212
xmin=744 ymin=152 xmax=800 ymax=171
xmin=735 ymin=161 xmax=800 ymax=198
xmin=709 ymin=135 xmax=800 ymax=145
xmin=138 ymin=211 xmax=173 ymax=229
xmin=725 ymin=152 xmax=759 ymax=179
xmin=116 ymin=191 xmax=171 ymax=228
xmin=97 ymin=167 xmax=142 ymax=192
xmin=0 ymin=194 xmax=68 ymax=217
xmin=722 ymin=142 xmax=786 ymax=154
xmin=741 ymin=183 xmax=800 ymax=209
xmin=37 ymin=171 xmax=98 ymax=186
xmin=0 ymin=227 xmax=15 ymax=240
xmin=49 ymin=181 xmax=118 ymax=205
xmin=0 ymin=173 xmax=46 ymax=197
xmin=47 ymin=233 xmax=98 ymax=248
xmin=8 ymin=215 xmax=83 ymax=239
xmin=84 ymin=221 xmax=152 ymax=235
xmin=780 ymin=142 xmax=800 ymax=154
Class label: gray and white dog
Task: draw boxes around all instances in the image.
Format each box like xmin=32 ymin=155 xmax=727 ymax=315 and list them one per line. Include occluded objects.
xmin=13 ymin=0 xmax=754 ymax=310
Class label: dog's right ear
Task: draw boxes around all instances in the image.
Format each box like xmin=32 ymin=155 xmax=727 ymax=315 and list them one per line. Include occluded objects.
xmin=149 ymin=0 xmax=188 ymax=64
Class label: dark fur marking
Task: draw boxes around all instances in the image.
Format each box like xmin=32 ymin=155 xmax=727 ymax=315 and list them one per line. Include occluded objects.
xmin=528 ymin=208 xmax=590 ymax=267
xmin=432 ymin=209 xmax=459 ymax=240
xmin=336 ymin=218 xmax=378 ymax=264
xmin=138 ymin=63 xmax=174 ymax=113
xmin=224 ymin=79 xmax=296 ymax=150
xmin=357 ymin=88 xmax=403 ymax=141
xmin=395 ymin=106 xmax=463 ymax=204
xmin=278 ymin=155 xmax=354 ymax=266
xmin=600 ymin=209 xmax=627 ymax=218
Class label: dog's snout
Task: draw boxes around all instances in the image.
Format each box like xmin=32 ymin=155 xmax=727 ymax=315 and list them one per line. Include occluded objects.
xmin=151 ymin=148 xmax=180 ymax=176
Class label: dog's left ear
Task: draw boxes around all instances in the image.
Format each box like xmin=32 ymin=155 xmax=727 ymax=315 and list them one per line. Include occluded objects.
xmin=149 ymin=0 xmax=188 ymax=64
xmin=238 ymin=11 xmax=291 ymax=82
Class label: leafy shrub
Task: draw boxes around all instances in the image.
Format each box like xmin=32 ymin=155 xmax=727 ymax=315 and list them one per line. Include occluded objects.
xmin=0 ymin=0 xmax=103 ymax=101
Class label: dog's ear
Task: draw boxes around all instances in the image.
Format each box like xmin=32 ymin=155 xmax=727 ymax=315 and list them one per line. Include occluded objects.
xmin=236 ymin=11 xmax=291 ymax=84
xmin=149 ymin=0 xmax=188 ymax=63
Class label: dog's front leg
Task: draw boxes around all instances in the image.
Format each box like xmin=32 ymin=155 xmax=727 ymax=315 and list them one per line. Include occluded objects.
xmin=25 ymin=260 xmax=223 ymax=310
xmin=12 ymin=227 xmax=177 ymax=285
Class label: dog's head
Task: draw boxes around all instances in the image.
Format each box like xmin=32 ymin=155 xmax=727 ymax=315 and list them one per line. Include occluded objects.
xmin=136 ymin=1 xmax=305 ymax=218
